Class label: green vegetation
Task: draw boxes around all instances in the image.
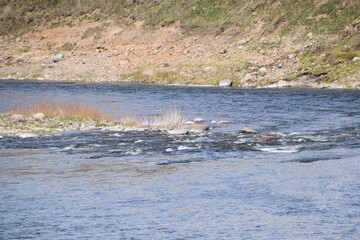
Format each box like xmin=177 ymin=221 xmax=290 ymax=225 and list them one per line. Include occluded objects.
xmin=300 ymin=46 xmax=360 ymax=85
xmin=1 ymin=0 xmax=359 ymax=36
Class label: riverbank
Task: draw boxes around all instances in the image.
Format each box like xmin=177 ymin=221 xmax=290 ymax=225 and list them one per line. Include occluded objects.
xmin=1 ymin=1 xmax=360 ymax=89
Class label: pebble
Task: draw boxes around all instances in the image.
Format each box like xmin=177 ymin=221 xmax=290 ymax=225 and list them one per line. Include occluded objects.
xmin=240 ymin=127 xmax=257 ymax=134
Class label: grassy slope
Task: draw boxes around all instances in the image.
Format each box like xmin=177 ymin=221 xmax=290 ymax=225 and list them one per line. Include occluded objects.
xmin=1 ymin=0 xmax=359 ymax=86
xmin=1 ymin=0 xmax=359 ymax=34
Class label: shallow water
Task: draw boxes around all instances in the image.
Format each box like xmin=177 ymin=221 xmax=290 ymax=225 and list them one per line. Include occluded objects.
xmin=0 ymin=80 xmax=359 ymax=239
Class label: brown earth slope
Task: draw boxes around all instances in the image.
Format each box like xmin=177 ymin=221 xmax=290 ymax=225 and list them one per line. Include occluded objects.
xmin=0 ymin=1 xmax=359 ymax=88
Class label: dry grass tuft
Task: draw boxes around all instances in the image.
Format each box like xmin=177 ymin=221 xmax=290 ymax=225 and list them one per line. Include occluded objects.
xmin=13 ymin=102 xmax=103 ymax=119
xmin=142 ymin=108 xmax=187 ymax=130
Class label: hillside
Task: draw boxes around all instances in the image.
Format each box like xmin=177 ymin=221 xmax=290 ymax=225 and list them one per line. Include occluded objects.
xmin=0 ymin=0 xmax=359 ymax=88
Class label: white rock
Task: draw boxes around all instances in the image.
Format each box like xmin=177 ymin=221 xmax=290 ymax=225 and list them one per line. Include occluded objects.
xmin=19 ymin=133 xmax=39 ymax=138
xmin=288 ymin=54 xmax=296 ymax=60
xmin=53 ymin=54 xmax=64 ymax=63
xmin=32 ymin=112 xmax=45 ymax=121
xmin=219 ymin=79 xmax=233 ymax=87
xmin=239 ymin=38 xmax=250 ymax=45
xmin=352 ymin=57 xmax=360 ymax=62
xmin=165 ymin=148 xmax=174 ymax=152
xmin=240 ymin=127 xmax=257 ymax=134
xmin=167 ymin=129 xmax=189 ymax=135
xmin=193 ymin=118 xmax=204 ymax=123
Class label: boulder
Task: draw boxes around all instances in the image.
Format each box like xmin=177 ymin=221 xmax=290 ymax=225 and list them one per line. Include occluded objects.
xmin=240 ymin=73 xmax=254 ymax=84
xmin=257 ymin=67 xmax=269 ymax=76
xmin=180 ymin=123 xmax=209 ymax=133
xmin=32 ymin=112 xmax=45 ymax=121
xmin=53 ymin=54 xmax=64 ymax=63
xmin=352 ymin=57 xmax=360 ymax=62
xmin=167 ymin=129 xmax=189 ymax=135
xmin=193 ymin=118 xmax=204 ymax=123
xmin=11 ymin=114 xmax=26 ymax=122
xmin=219 ymin=79 xmax=233 ymax=87
xmin=240 ymin=127 xmax=257 ymax=134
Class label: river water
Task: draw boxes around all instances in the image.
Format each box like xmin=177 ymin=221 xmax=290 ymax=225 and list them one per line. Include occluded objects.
xmin=0 ymin=80 xmax=359 ymax=239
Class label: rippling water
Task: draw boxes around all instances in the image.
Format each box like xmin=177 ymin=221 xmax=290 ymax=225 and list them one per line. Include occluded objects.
xmin=0 ymin=80 xmax=359 ymax=239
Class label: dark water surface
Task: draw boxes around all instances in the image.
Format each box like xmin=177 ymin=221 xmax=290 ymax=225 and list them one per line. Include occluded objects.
xmin=0 ymin=80 xmax=359 ymax=239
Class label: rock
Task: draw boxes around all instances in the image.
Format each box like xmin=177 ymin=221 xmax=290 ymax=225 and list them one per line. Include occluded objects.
xmin=307 ymin=32 xmax=313 ymax=38
xmin=202 ymin=66 xmax=216 ymax=73
xmin=193 ymin=118 xmax=204 ymax=123
xmin=53 ymin=54 xmax=64 ymax=63
xmin=32 ymin=112 xmax=45 ymax=121
xmin=219 ymin=49 xmax=228 ymax=54
xmin=288 ymin=54 xmax=296 ymax=60
xmin=257 ymin=67 xmax=269 ymax=76
xmin=260 ymin=38 xmax=268 ymax=44
xmin=217 ymin=120 xmax=231 ymax=124
xmin=11 ymin=114 xmax=26 ymax=122
xmin=71 ymin=121 xmax=81 ymax=129
xmin=240 ymin=73 xmax=254 ymax=83
xmin=265 ymin=80 xmax=293 ymax=88
xmin=247 ymin=66 xmax=259 ymax=72
xmin=180 ymin=123 xmax=209 ymax=133
xmin=256 ymin=136 xmax=278 ymax=142
xmin=239 ymin=38 xmax=250 ymax=45
xmin=352 ymin=57 xmax=360 ymax=62
xmin=19 ymin=133 xmax=39 ymax=138
xmin=154 ymin=44 xmax=164 ymax=52
xmin=219 ymin=79 xmax=233 ymax=87
xmin=167 ymin=129 xmax=189 ymax=135
xmin=240 ymin=127 xmax=257 ymax=134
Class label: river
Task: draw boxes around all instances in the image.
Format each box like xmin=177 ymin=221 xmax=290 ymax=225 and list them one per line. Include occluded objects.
xmin=0 ymin=80 xmax=359 ymax=239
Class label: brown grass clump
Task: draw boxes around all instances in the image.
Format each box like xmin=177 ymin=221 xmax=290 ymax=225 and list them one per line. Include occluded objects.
xmin=13 ymin=102 xmax=103 ymax=119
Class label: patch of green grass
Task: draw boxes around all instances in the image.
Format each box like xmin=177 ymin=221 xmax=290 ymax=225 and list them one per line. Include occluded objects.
xmin=81 ymin=26 xmax=105 ymax=40
xmin=300 ymin=46 xmax=360 ymax=84
xmin=1 ymin=0 xmax=359 ymax=37
xmin=17 ymin=45 xmax=30 ymax=53
xmin=60 ymin=42 xmax=75 ymax=51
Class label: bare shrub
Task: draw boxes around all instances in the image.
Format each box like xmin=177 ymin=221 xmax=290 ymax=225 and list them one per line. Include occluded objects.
xmin=142 ymin=108 xmax=187 ymax=130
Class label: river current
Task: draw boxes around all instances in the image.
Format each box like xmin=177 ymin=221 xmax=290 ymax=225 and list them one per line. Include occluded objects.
xmin=0 ymin=80 xmax=359 ymax=239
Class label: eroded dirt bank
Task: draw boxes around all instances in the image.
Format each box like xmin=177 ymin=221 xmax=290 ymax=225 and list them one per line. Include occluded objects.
xmin=1 ymin=18 xmax=359 ymax=88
